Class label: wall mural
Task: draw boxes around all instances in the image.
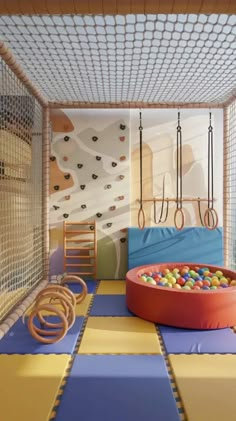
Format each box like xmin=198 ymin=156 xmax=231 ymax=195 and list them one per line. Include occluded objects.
xmin=50 ymin=108 xmax=223 ymax=279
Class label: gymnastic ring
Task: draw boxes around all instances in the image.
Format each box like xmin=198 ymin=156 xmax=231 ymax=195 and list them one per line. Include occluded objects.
xmin=204 ymin=208 xmax=219 ymax=230
xmin=48 ymin=285 xmax=77 ymax=309
xmin=61 ymin=275 xmax=88 ymax=304
xmin=28 ymin=304 xmax=68 ymax=344
xmin=138 ymin=207 xmax=145 ymax=230
xmin=35 ymin=290 xmax=75 ymax=329
xmin=174 ymin=208 xmax=185 ymax=231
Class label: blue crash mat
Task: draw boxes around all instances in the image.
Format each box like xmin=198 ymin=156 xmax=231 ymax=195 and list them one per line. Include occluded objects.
xmin=159 ymin=325 xmax=236 ymax=354
xmin=0 ymin=316 xmax=84 ymax=354
xmin=89 ymin=295 xmax=133 ymax=316
xmin=55 ymin=355 xmax=180 ymax=421
xmin=128 ymin=227 xmax=223 ymax=269
xmin=68 ymin=280 xmax=97 ymax=294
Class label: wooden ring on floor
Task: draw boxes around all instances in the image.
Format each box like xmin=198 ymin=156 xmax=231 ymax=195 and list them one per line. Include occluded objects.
xmin=174 ymin=208 xmax=185 ymax=230
xmin=204 ymin=208 xmax=219 ymax=230
xmin=27 ymin=304 xmax=68 ymax=344
xmin=61 ymin=275 xmax=88 ymax=304
xmin=138 ymin=207 xmax=145 ymax=230
xmin=35 ymin=291 xmax=75 ymax=329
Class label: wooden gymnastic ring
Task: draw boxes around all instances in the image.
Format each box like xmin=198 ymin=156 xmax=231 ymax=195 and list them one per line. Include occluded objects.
xmin=204 ymin=208 xmax=219 ymax=230
xmin=27 ymin=304 xmax=68 ymax=344
xmin=35 ymin=290 xmax=75 ymax=329
xmin=138 ymin=207 xmax=145 ymax=230
xmin=174 ymin=208 xmax=185 ymax=230
xmin=48 ymin=285 xmax=76 ymax=309
xmin=61 ymin=275 xmax=88 ymax=304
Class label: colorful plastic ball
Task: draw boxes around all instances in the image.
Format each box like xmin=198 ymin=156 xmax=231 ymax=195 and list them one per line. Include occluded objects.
xmin=168 ymin=277 xmax=177 ymax=285
xmin=163 ymin=268 xmax=170 ymax=275
xmin=177 ymin=277 xmax=185 ymax=286
xmin=185 ymin=281 xmax=193 ymax=288
xmin=158 ymin=282 xmax=165 ymax=286
xmin=202 ymin=280 xmax=211 ymax=287
xmin=202 ymin=286 xmax=210 ymax=290
xmin=210 ymin=286 xmax=218 ymax=290
xmin=198 ymin=268 xmax=205 ymax=275
xmin=172 ymin=268 xmax=180 ymax=274
xmin=183 ymin=274 xmax=190 ymax=279
xmin=140 ymin=276 xmax=147 ymax=282
xmin=195 ymin=281 xmax=203 ymax=288
xmin=211 ymin=278 xmax=220 ymax=287
xmin=192 ymin=285 xmax=201 ymax=290
xmin=181 ymin=268 xmax=189 ymax=275
xmin=230 ymin=280 xmax=236 ymax=286
xmin=182 ymin=285 xmax=191 ymax=290
xmin=173 ymin=284 xmax=181 ymax=289
xmin=220 ymin=284 xmax=228 ymax=288
xmin=215 ymin=270 xmax=223 ymax=278
xmin=166 ymin=283 xmax=173 ymax=288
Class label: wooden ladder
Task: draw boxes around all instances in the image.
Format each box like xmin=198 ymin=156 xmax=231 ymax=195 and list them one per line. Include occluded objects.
xmin=63 ymin=221 xmax=97 ymax=279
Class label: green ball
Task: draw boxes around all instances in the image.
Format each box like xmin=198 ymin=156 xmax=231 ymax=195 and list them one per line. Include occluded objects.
xmin=210 ymin=286 xmax=217 ymax=290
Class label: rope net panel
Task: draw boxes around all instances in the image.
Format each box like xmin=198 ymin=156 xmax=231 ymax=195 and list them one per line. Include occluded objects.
xmin=0 ymin=56 xmax=44 ymax=321
xmin=0 ymin=14 xmax=235 ymax=105
xmin=224 ymin=101 xmax=236 ymax=270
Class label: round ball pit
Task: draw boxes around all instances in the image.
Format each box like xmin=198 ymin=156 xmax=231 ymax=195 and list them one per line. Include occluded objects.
xmin=126 ymin=263 xmax=236 ymax=329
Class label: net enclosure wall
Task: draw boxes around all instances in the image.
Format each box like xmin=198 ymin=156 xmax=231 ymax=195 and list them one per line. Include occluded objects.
xmin=224 ymin=100 xmax=236 ymax=270
xmin=0 ymin=56 xmax=44 ymax=321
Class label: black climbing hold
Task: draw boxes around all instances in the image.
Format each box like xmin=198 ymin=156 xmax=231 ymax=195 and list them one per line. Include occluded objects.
xmin=120 ymin=237 xmax=126 ymax=243
xmin=64 ymin=136 xmax=70 ymax=141
xmin=63 ymin=213 xmax=69 ymax=218
xmin=109 ymin=206 xmax=116 ymax=211
xmin=50 ymin=156 xmax=56 ymax=161
xmin=96 ymin=212 xmax=102 ymax=218
xmin=92 ymin=136 xmax=98 ymax=142
xmin=112 ymin=162 xmax=117 ymax=167
xmin=107 ymin=223 xmax=112 ymax=228
xmin=92 ymin=174 xmax=98 ymax=179
xmin=80 ymin=185 xmax=86 ymax=190
xmin=90 ymin=225 xmax=95 ymax=230
xmin=120 ymin=124 xmax=126 ymax=130
xmin=53 ymin=205 xmax=60 ymax=210
xmin=96 ymin=156 xmax=101 ymax=161
xmin=77 ymin=164 xmax=83 ymax=169
xmin=105 ymin=184 xmax=112 ymax=189
xmin=54 ymin=185 xmax=60 ymax=191
xmin=119 ymin=175 xmax=125 ymax=180
xmin=81 ymin=204 xmax=87 ymax=209
xmin=64 ymin=174 xmax=70 ymax=180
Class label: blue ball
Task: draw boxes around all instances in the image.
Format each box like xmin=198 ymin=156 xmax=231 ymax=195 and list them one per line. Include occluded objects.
xmin=202 ymin=286 xmax=210 ymax=290
xmin=198 ymin=269 xmax=204 ymax=275
xmin=158 ymin=282 xmax=165 ymax=286
xmin=183 ymin=274 xmax=190 ymax=279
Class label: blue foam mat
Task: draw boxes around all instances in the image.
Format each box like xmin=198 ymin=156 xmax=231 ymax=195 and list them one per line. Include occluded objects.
xmin=128 ymin=227 xmax=223 ymax=269
xmin=68 ymin=280 xmax=97 ymax=294
xmin=89 ymin=295 xmax=133 ymax=316
xmin=0 ymin=316 xmax=84 ymax=354
xmin=55 ymin=355 xmax=180 ymax=421
xmin=159 ymin=325 xmax=236 ymax=354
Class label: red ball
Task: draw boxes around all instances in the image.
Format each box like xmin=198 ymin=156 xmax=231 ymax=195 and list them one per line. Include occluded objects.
xmin=177 ymin=277 xmax=185 ymax=286
xmin=195 ymin=281 xmax=203 ymax=288
xmin=192 ymin=285 xmax=201 ymax=290
xmin=203 ymin=280 xmax=211 ymax=287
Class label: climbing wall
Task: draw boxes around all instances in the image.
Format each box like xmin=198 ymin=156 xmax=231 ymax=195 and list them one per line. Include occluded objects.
xmin=50 ymin=109 xmax=130 ymax=279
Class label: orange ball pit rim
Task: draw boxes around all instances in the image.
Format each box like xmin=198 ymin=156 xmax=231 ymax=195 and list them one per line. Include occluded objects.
xmin=126 ymin=262 xmax=236 ymax=329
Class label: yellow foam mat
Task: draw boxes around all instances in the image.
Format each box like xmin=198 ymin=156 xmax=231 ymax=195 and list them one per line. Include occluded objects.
xmin=0 ymin=354 xmax=70 ymax=421
xmin=78 ymin=317 xmax=161 ymax=354
xmin=25 ymin=294 xmax=92 ymax=316
xmin=96 ymin=280 xmax=126 ymax=295
xmin=169 ymin=354 xmax=236 ymax=421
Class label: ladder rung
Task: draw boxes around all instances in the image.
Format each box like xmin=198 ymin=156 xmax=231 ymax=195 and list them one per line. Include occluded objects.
xmin=65 ymin=239 xmax=93 ymax=243
xmin=65 ymin=247 xmax=94 ymax=250
xmin=64 ymin=255 xmax=94 ymax=259
xmin=65 ymin=263 xmax=95 ymax=267
xmin=65 ymin=230 xmax=94 ymax=234
xmin=64 ymin=222 xmax=95 ymax=225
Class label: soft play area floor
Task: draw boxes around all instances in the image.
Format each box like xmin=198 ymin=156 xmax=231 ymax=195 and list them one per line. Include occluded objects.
xmin=1 ymin=280 xmax=236 ymax=421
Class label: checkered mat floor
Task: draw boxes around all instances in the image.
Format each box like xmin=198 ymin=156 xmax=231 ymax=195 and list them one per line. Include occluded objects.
xmin=1 ymin=280 xmax=236 ymax=421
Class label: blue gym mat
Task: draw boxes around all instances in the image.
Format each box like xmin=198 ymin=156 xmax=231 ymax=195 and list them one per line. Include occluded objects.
xmin=0 ymin=316 xmax=84 ymax=354
xmin=128 ymin=227 xmax=223 ymax=269
xmin=159 ymin=325 xmax=236 ymax=354
xmin=55 ymin=355 xmax=180 ymax=421
xmin=89 ymin=295 xmax=133 ymax=316
xmin=68 ymin=280 xmax=97 ymax=294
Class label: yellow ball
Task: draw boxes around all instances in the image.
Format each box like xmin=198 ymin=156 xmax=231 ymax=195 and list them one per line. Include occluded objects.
xmin=220 ymin=277 xmax=228 ymax=284
xmin=166 ymin=283 xmax=173 ymax=288
xmin=185 ymin=281 xmax=193 ymax=288
xmin=230 ymin=280 xmax=236 ymax=286
xmin=168 ymin=277 xmax=177 ymax=285
xmin=215 ymin=270 xmax=223 ymax=278
xmin=173 ymin=284 xmax=181 ymax=289
xmin=211 ymin=278 xmax=220 ymax=286
xmin=160 ymin=277 xmax=168 ymax=284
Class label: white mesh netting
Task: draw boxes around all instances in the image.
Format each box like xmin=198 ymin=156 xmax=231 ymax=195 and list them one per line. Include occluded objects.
xmin=0 ymin=14 xmax=235 ymax=104
xmin=0 ymin=56 xmax=44 ymax=321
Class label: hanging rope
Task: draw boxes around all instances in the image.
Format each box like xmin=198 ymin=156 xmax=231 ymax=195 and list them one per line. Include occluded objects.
xmin=197 ymin=197 xmax=205 ymax=226
xmin=153 ymin=175 xmax=169 ymax=224
xmin=204 ymin=112 xmax=218 ymax=230
xmin=174 ymin=112 xmax=185 ymax=230
xmin=138 ymin=111 xmax=145 ymax=229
